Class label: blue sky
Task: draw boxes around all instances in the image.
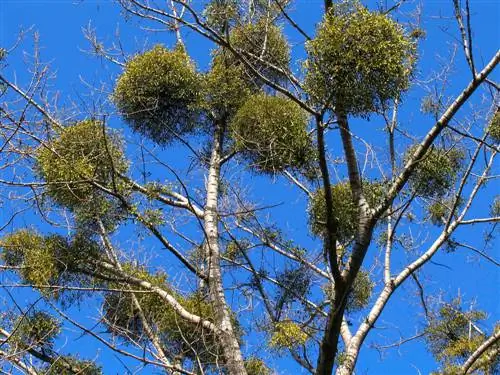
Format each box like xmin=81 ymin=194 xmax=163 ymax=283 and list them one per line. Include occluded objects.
xmin=0 ymin=0 xmax=499 ymax=374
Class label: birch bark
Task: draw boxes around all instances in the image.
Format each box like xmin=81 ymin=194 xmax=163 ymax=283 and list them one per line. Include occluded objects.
xmin=204 ymin=121 xmax=247 ymax=374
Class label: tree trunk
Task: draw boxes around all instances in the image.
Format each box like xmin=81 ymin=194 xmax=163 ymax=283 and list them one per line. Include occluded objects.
xmin=204 ymin=121 xmax=247 ymax=375
xmin=316 ymin=281 xmax=348 ymax=375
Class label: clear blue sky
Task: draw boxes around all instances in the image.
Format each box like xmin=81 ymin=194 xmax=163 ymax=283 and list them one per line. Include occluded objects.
xmin=0 ymin=0 xmax=498 ymax=374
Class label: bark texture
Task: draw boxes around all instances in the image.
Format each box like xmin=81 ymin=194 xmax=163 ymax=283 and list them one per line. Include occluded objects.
xmin=204 ymin=121 xmax=247 ymax=375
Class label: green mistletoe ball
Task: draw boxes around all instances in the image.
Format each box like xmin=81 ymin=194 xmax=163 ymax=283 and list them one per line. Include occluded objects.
xmin=114 ymin=45 xmax=203 ymax=145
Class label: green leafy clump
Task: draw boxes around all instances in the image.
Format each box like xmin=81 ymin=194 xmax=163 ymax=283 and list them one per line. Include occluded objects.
xmin=36 ymin=119 xmax=128 ymax=211
xmin=142 ymin=208 xmax=165 ymax=226
xmin=269 ymin=320 xmax=308 ymax=350
xmin=305 ymin=1 xmax=414 ymax=114
xmin=204 ymin=59 xmax=251 ymax=119
xmin=428 ymin=201 xmax=448 ymax=225
xmin=10 ymin=311 xmax=60 ymax=351
xmin=103 ymin=264 xmax=173 ymax=340
xmin=347 ymin=270 xmax=374 ymax=312
xmin=113 ymin=45 xmax=203 ymax=145
xmin=103 ymin=265 xmax=224 ymax=367
xmin=143 ymin=181 xmax=173 ymax=200
xmin=204 ymin=0 xmax=239 ymax=31
xmin=426 ymin=300 xmax=499 ymax=374
xmin=428 ymin=198 xmax=461 ymax=226
xmin=406 ymin=146 xmax=464 ymax=198
xmin=221 ymin=19 xmax=290 ymax=85
xmin=323 ymin=269 xmax=374 ymax=312
xmin=421 ymin=95 xmax=441 ymax=117
xmin=223 ymin=239 xmax=250 ymax=261
xmin=0 ymin=230 xmax=101 ymax=294
xmin=244 ymin=356 xmax=271 ymax=375
xmin=44 ymin=357 xmax=102 ymax=375
xmin=487 ymin=110 xmax=500 ymax=142
xmin=231 ymin=93 xmax=314 ymax=173
xmin=491 ymin=196 xmax=500 ymax=216
xmin=309 ymin=182 xmax=385 ymax=242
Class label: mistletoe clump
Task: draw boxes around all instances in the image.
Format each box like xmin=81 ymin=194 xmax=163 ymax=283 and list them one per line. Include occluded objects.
xmin=347 ymin=269 xmax=374 ymax=312
xmin=269 ymin=320 xmax=308 ymax=350
xmin=204 ymin=60 xmax=251 ymax=119
xmin=244 ymin=357 xmax=271 ymax=375
xmin=305 ymin=1 xmax=414 ymax=114
xmin=426 ymin=301 xmax=499 ymax=374
xmin=428 ymin=201 xmax=449 ymax=226
xmin=0 ymin=230 xmax=101 ymax=294
xmin=103 ymin=265 xmax=225 ymax=367
xmin=6 ymin=310 xmax=101 ymax=374
xmin=44 ymin=357 xmax=102 ymax=375
xmin=406 ymin=146 xmax=464 ymax=198
xmin=487 ymin=110 xmax=500 ymax=142
xmin=36 ymin=119 xmax=128 ymax=211
xmin=204 ymin=0 xmax=239 ymax=31
xmin=223 ymin=19 xmax=290 ymax=85
xmin=9 ymin=311 xmax=60 ymax=351
xmin=309 ymin=181 xmax=384 ymax=242
xmin=491 ymin=196 xmax=500 ymax=216
xmin=114 ymin=45 xmax=203 ymax=145
xmin=323 ymin=269 xmax=374 ymax=312
xmin=427 ymin=197 xmax=461 ymax=226
xmin=231 ymin=93 xmax=314 ymax=173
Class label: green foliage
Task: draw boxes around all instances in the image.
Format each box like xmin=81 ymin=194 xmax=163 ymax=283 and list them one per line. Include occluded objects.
xmin=491 ymin=196 xmax=500 ymax=216
xmin=244 ymin=356 xmax=271 ymax=375
xmin=335 ymin=351 xmax=348 ymax=366
xmin=426 ymin=302 xmax=486 ymax=359
xmin=426 ymin=300 xmax=499 ymax=374
xmin=309 ymin=181 xmax=384 ymax=242
xmin=224 ymin=239 xmax=250 ymax=261
xmin=231 ymin=93 xmax=314 ymax=173
xmin=10 ymin=311 xmax=60 ymax=351
xmin=103 ymin=264 xmax=225 ymax=366
xmin=406 ymin=146 xmax=464 ymax=198
xmin=305 ymin=1 xmax=414 ymax=115
xmin=430 ymin=365 xmax=461 ymax=375
xmin=204 ymin=0 xmax=239 ymax=31
xmin=143 ymin=181 xmax=172 ymax=200
xmin=428 ymin=201 xmax=448 ymax=225
xmin=113 ymin=45 xmax=203 ymax=145
xmin=0 ymin=230 xmax=101 ymax=295
xmin=1 ymin=230 xmax=58 ymax=287
xmin=142 ymin=208 xmax=165 ymax=226
xmin=44 ymin=357 xmax=102 ymax=375
xmin=221 ymin=19 xmax=290 ymax=85
xmin=269 ymin=320 xmax=308 ymax=350
xmin=323 ymin=269 xmax=374 ymax=312
xmin=487 ymin=110 xmax=500 ymax=142
xmin=204 ymin=59 xmax=251 ymax=119
xmin=347 ymin=269 xmax=374 ymax=312
xmin=428 ymin=197 xmax=461 ymax=226
xmin=36 ymin=119 xmax=128 ymax=213
xmin=421 ymin=95 xmax=442 ymax=117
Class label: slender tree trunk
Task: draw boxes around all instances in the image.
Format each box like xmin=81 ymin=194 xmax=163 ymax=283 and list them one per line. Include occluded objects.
xmin=316 ymin=111 xmax=377 ymax=375
xmin=204 ymin=121 xmax=247 ymax=375
xmin=316 ymin=281 xmax=348 ymax=375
